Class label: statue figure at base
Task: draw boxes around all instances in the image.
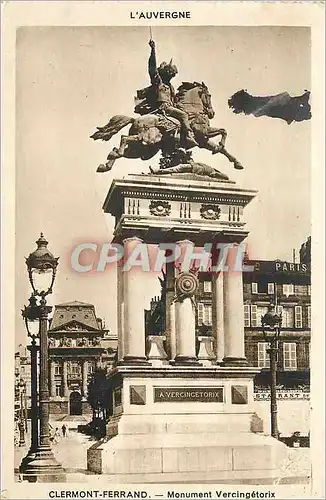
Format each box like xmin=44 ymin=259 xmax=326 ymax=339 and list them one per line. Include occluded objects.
xmin=149 ymin=160 xmax=229 ymax=181
xmin=149 ymin=150 xmax=229 ymax=181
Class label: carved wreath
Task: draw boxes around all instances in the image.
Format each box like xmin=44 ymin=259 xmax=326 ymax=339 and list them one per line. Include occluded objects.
xmin=175 ymin=272 xmax=199 ymax=301
xmin=149 ymin=200 xmax=171 ymax=217
xmin=200 ymin=203 xmax=221 ymax=220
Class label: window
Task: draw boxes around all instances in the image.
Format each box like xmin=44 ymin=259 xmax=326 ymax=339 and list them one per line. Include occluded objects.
xmin=283 ymin=343 xmax=297 ymax=370
xmin=54 ymin=363 xmax=62 ymax=375
xmin=267 ymin=283 xmax=275 ymax=295
xmin=88 ymin=361 xmax=95 ymax=373
xmin=294 ymin=285 xmax=307 ymax=296
xmin=203 ymin=281 xmax=212 ymax=293
xmin=197 ymin=303 xmax=204 ymax=326
xmin=307 ymin=306 xmax=311 ymax=328
xmin=69 ymin=361 xmax=81 ymax=375
xmin=251 ymin=283 xmax=258 ymax=294
xmin=244 ymin=305 xmax=250 ymax=327
xmin=276 ymin=305 xmax=283 ymax=316
xmin=197 ymin=303 xmax=212 ymax=325
xmin=257 ymin=306 xmax=269 ymax=325
xmin=251 ymin=305 xmax=258 ymax=327
xmin=204 ymin=304 xmax=212 ymax=325
xmin=283 ymin=284 xmax=294 ymax=296
xmin=55 ymin=386 xmax=62 ymax=397
xmin=282 ymin=307 xmax=294 ymax=328
xmin=294 ymin=306 xmax=303 ymax=328
xmin=258 ymin=342 xmax=270 ymax=368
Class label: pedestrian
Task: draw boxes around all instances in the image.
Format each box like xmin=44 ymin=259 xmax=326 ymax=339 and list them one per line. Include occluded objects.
xmin=53 ymin=427 xmax=60 ymax=444
xmin=61 ymin=424 xmax=67 ymax=438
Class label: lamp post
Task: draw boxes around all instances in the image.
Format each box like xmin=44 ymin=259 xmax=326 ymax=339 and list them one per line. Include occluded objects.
xmin=20 ymin=295 xmax=40 ymax=471
xmin=261 ymin=304 xmax=282 ymax=440
xmin=20 ymin=234 xmax=65 ymax=482
xmin=18 ymin=379 xmax=26 ymax=447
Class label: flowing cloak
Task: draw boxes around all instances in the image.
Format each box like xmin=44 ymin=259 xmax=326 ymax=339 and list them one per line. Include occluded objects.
xmin=90 ymin=115 xmax=134 ymax=141
xmin=134 ymin=85 xmax=158 ymax=115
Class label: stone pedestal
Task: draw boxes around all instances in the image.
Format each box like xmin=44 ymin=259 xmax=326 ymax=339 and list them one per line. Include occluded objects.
xmin=87 ymin=365 xmax=286 ymax=480
xmin=197 ymin=336 xmax=215 ymax=366
xmin=146 ymin=335 xmax=168 ymax=367
xmin=89 ymin=173 xmax=286 ymax=482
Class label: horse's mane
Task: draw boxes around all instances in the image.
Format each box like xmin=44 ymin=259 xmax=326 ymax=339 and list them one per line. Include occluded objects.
xmin=176 ymin=82 xmax=209 ymax=104
xmin=177 ymin=81 xmax=203 ymax=93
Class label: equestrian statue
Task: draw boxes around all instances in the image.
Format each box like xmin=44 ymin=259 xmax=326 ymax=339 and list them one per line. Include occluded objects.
xmin=91 ymin=39 xmax=243 ymax=176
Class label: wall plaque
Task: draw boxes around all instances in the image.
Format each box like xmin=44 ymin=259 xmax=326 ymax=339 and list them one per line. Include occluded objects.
xmin=154 ymin=387 xmax=224 ymax=403
xmin=231 ymin=385 xmax=248 ymax=404
xmin=130 ymin=385 xmax=146 ymax=405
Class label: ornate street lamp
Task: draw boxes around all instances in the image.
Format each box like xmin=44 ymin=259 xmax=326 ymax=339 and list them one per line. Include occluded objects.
xmin=20 ymin=234 xmax=65 ymax=482
xmin=20 ymin=295 xmax=40 ymax=470
xmin=261 ymin=304 xmax=282 ymax=439
xmin=25 ymin=233 xmax=59 ymax=298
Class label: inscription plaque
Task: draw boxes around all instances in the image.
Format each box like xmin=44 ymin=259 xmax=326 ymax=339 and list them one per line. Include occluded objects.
xmin=154 ymin=387 xmax=224 ymax=403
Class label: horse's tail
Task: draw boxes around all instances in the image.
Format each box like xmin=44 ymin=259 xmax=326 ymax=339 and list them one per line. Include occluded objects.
xmin=90 ymin=115 xmax=134 ymax=141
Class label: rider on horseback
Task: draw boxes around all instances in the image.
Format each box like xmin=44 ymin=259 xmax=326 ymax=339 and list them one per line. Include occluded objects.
xmin=146 ymin=39 xmax=197 ymax=149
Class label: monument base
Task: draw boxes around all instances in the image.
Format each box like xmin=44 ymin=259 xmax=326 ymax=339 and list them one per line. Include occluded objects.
xmin=87 ymin=365 xmax=287 ymax=481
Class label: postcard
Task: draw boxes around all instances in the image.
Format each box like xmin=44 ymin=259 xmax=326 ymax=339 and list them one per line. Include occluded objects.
xmin=1 ymin=2 xmax=325 ymax=499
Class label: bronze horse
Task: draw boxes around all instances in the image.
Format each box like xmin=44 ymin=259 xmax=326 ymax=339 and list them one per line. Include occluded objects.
xmin=91 ymin=82 xmax=242 ymax=172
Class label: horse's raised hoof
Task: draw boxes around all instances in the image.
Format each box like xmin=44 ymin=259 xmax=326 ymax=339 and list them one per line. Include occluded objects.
xmin=234 ymin=161 xmax=244 ymax=170
xmin=97 ymin=164 xmax=109 ymax=173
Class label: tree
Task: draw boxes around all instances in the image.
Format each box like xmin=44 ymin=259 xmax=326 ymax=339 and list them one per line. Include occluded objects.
xmin=87 ymin=368 xmax=113 ymax=422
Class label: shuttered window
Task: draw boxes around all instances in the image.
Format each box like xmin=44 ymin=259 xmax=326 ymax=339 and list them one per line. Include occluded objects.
xmin=295 ymin=306 xmax=303 ymax=328
xmin=197 ymin=303 xmax=204 ymax=326
xmin=282 ymin=307 xmax=294 ymax=328
xmin=204 ymin=304 xmax=212 ymax=325
xmin=244 ymin=305 xmax=250 ymax=327
xmin=251 ymin=305 xmax=258 ymax=327
xmin=283 ymin=284 xmax=294 ymax=296
xmin=283 ymin=343 xmax=297 ymax=370
xmin=307 ymin=306 xmax=311 ymax=328
xmin=203 ymin=281 xmax=212 ymax=293
xmin=258 ymin=342 xmax=270 ymax=368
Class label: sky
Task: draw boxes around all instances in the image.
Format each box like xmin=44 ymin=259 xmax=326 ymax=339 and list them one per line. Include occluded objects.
xmin=15 ymin=26 xmax=311 ymax=346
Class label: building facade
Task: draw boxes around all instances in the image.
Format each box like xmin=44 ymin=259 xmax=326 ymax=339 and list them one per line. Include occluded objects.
xmin=145 ymin=256 xmax=311 ymax=390
xmin=14 ymin=345 xmax=31 ymax=421
xmin=242 ymin=259 xmax=310 ymax=388
xmin=48 ymin=301 xmax=117 ymax=418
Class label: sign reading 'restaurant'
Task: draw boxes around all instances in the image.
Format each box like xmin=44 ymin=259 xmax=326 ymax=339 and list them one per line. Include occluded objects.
xmin=154 ymin=387 xmax=224 ymax=403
